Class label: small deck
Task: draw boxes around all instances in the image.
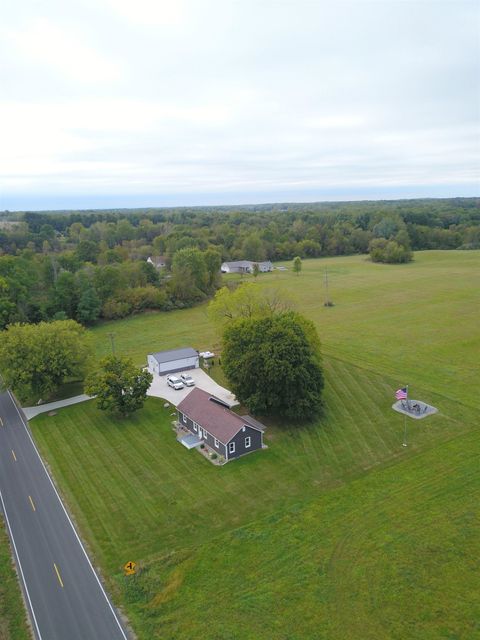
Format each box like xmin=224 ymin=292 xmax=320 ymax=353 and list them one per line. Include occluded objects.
xmin=174 ymin=422 xmax=226 ymax=465
xmin=178 ymin=432 xmax=203 ymax=449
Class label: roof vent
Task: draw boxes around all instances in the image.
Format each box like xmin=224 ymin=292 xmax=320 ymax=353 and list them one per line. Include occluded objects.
xmin=209 ymin=397 xmax=230 ymax=409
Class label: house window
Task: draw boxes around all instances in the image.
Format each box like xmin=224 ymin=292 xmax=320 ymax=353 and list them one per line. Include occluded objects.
xmin=214 ymin=438 xmax=219 ymax=448
xmin=229 ymin=442 xmax=235 ymax=454
xmin=245 ymin=436 xmax=251 ymax=448
xmin=182 ymin=414 xmax=187 ymax=424
xmin=193 ymin=422 xmax=197 ymax=432
xmin=202 ymin=428 xmax=208 ymax=439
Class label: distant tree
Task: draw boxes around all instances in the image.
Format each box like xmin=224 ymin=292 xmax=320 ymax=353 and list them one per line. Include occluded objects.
xmin=94 ymin=265 xmax=125 ymax=303
xmin=293 ymin=256 xmax=302 ymax=275
xmin=204 ymin=248 xmax=222 ymax=289
xmin=0 ymin=276 xmax=16 ymax=329
xmin=76 ymin=240 xmax=100 ymax=263
xmin=152 ymin=235 xmax=166 ymax=255
xmin=208 ymin=282 xmax=292 ymax=330
xmin=222 ymin=311 xmax=324 ymax=420
xmin=76 ymin=277 xmax=101 ymax=325
xmin=172 ymin=247 xmax=208 ymax=293
xmin=369 ymin=238 xmax=413 ymax=264
xmin=0 ymin=320 xmax=92 ymax=402
xmin=51 ymin=271 xmax=77 ymax=318
xmin=242 ymin=233 xmax=266 ymax=261
xmin=140 ymin=260 xmax=160 ymax=286
xmin=85 ymin=356 xmax=153 ymax=417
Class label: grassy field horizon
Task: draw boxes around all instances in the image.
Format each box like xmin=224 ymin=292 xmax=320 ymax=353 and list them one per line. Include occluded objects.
xmin=91 ymin=250 xmax=480 ymax=408
xmin=26 ymin=250 xmax=480 ymax=638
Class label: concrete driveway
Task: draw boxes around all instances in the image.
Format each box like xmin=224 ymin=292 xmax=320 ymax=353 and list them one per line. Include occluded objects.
xmin=147 ymin=368 xmax=238 ymax=407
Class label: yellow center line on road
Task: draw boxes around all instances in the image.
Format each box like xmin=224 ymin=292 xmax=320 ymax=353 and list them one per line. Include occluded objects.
xmin=0 ymin=417 xmax=3 ymax=426
xmin=11 ymin=450 xmax=17 ymax=461
xmin=28 ymin=495 xmax=36 ymax=511
xmin=54 ymin=563 xmax=64 ymax=588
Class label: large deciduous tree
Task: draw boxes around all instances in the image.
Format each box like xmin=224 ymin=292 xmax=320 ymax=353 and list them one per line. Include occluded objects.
xmin=0 ymin=320 xmax=92 ymax=402
xmin=208 ymin=282 xmax=292 ymax=330
xmin=85 ymin=356 xmax=153 ymax=417
xmin=222 ymin=311 xmax=324 ymax=421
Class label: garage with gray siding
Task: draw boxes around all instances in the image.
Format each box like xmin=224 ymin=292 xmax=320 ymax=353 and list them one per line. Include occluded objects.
xmin=147 ymin=347 xmax=199 ymax=375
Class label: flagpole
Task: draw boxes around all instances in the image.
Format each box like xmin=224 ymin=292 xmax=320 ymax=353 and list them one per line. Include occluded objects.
xmin=402 ymin=384 xmax=409 ymax=447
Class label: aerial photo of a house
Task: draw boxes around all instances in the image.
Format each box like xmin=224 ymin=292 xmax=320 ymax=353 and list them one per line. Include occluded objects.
xmin=177 ymin=387 xmax=266 ymax=462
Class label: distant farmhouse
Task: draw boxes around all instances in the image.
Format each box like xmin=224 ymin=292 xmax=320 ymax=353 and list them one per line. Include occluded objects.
xmin=147 ymin=347 xmax=199 ymax=376
xmin=177 ymin=388 xmax=266 ymax=461
xmin=221 ymin=260 xmax=273 ymax=274
xmin=147 ymin=256 xmax=167 ymax=269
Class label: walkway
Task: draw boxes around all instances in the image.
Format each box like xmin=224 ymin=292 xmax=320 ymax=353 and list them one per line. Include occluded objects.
xmin=23 ymin=394 xmax=93 ymax=420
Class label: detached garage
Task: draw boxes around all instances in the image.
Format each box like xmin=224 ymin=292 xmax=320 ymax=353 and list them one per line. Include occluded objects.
xmin=147 ymin=347 xmax=199 ymax=376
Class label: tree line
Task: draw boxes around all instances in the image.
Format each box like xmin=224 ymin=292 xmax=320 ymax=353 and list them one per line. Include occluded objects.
xmin=0 ymin=197 xmax=478 ymax=328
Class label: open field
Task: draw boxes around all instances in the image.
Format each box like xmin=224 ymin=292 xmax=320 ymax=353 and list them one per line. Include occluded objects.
xmin=91 ymin=251 xmax=480 ymax=409
xmin=28 ymin=250 xmax=480 ymax=638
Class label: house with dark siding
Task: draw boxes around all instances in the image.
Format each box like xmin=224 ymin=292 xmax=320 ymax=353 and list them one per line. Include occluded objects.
xmin=177 ymin=388 xmax=266 ymax=462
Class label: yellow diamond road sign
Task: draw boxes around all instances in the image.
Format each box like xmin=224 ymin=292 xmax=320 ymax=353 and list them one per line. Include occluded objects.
xmin=124 ymin=561 xmax=136 ymax=575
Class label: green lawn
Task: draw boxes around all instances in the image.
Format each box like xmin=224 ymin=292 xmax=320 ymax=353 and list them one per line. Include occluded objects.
xmin=28 ymin=250 xmax=480 ymax=639
xmin=0 ymin=523 xmax=31 ymax=640
xmin=91 ymin=251 xmax=480 ymax=409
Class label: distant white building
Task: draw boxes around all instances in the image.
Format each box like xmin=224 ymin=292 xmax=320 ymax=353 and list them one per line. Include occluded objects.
xmin=221 ymin=260 xmax=273 ymax=274
xmin=147 ymin=256 xmax=167 ymax=269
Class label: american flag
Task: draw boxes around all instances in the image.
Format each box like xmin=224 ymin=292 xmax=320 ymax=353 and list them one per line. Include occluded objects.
xmin=396 ymin=387 xmax=408 ymax=400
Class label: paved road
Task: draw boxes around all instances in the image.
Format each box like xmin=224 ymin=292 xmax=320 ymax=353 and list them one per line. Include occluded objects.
xmin=0 ymin=390 xmax=129 ymax=640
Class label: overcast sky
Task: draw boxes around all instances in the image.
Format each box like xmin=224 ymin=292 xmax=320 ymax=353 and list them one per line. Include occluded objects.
xmin=1 ymin=0 xmax=479 ymax=210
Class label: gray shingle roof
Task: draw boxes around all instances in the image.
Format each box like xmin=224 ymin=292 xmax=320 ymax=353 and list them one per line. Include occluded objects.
xmin=177 ymin=388 xmax=265 ymax=444
xmin=149 ymin=347 xmax=198 ymax=364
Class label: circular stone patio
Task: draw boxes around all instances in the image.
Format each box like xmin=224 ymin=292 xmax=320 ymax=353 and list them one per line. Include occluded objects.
xmin=392 ymin=399 xmax=438 ymax=420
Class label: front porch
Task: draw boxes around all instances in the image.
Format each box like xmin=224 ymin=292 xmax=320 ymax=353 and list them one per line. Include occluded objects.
xmin=174 ymin=422 xmax=226 ymax=465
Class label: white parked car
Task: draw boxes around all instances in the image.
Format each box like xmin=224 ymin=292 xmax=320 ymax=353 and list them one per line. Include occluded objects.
xmin=180 ymin=373 xmax=195 ymax=386
xmin=166 ymin=375 xmax=184 ymax=390
xmin=199 ymin=351 xmax=215 ymax=359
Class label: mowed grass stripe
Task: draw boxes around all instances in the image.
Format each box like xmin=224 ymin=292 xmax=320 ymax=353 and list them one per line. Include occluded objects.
xmin=147 ymin=429 xmax=479 ymax=640
xmin=31 ymin=354 xmax=474 ymax=567
xmin=335 ymin=362 xmax=394 ymax=456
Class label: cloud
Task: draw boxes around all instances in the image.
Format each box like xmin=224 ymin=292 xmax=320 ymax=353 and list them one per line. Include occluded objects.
xmin=4 ymin=17 xmax=121 ymax=85
xmin=0 ymin=0 xmax=478 ymax=208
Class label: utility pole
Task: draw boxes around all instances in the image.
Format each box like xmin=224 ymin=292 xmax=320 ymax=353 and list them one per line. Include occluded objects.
xmin=108 ymin=332 xmax=116 ymax=356
xmin=324 ymin=266 xmax=332 ymax=307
